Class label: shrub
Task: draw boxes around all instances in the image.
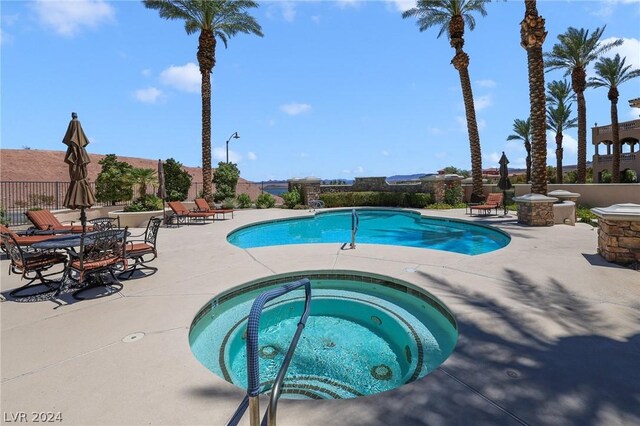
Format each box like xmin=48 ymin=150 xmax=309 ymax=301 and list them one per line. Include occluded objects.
xmin=96 ymin=154 xmax=134 ymax=205
xmin=319 ymin=192 xmax=432 ymax=208
xmin=256 ymin=193 xmax=276 ymax=209
xmin=443 ymin=185 xmax=464 ymax=207
xmin=0 ymin=204 xmax=8 ymax=226
xmin=281 ymin=187 xmax=301 ymax=209
xmin=124 ymin=194 xmax=163 ymax=212
xmin=237 ymin=193 xmax=252 ymax=209
xmin=222 ymin=197 xmax=236 ymax=209
xmin=163 ymin=158 xmax=192 ymax=202
xmin=576 ymin=204 xmax=598 ymax=227
xmin=213 ymin=162 xmax=240 ymax=202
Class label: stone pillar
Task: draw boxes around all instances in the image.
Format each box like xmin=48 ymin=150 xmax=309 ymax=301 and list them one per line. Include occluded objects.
xmin=591 ymin=203 xmax=640 ymax=266
xmin=513 ymin=193 xmax=558 ymax=226
xmin=288 ymin=177 xmax=321 ymax=205
xmin=423 ymin=174 xmax=463 ymax=204
xmin=548 ymin=190 xmax=581 ymax=225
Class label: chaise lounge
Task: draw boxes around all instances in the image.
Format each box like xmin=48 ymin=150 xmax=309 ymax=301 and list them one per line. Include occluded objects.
xmin=25 ymin=209 xmax=90 ymax=233
xmin=194 ymin=198 xmax=234 ymax=219
xmin=468 ymin=193 xmax=504 ymax=216
xmin=167 ymin=201 xmax=215 ymax=225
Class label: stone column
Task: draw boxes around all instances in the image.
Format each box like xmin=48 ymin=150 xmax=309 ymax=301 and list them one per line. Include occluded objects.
xmin=423 ymin=174 xmax=463 ymax=204
xmin=289 ymin=177 xmax=321 ymax=205
xmin=513 ymin=193 xmax=558 ymax=226
xmin=591 ymin=203 xmax=640 ymax=266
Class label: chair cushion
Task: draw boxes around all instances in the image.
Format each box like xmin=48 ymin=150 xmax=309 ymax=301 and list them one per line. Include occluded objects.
xmin=16 ymin=252 xmax=67 ymax=270
xmin=70 ymin=255 xmax=121 ymax=271
xmin=127 ymin=242 xmax=154 ymax=254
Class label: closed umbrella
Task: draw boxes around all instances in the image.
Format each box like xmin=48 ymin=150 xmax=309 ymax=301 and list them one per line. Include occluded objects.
xmin=157 ymin=159 xmax=167 ymax=225
xmin=497 ymin=151 xmax=512 ymax=216
xmin=62 ymin=112 xmax=96 ymax=233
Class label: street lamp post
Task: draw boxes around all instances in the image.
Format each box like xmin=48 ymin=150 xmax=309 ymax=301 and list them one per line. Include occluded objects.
xmin=226 ymin=132 xmax=240 ymax=163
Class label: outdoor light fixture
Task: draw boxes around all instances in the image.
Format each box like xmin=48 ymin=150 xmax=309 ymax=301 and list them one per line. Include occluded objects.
xmin=226 ymin=132 xmax=240 ymax=163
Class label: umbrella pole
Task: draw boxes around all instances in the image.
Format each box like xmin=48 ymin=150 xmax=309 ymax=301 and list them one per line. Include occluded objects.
xmin=80 ymin=207 xmax=87 ymax=234
xmin=162 ymin=199 xmax=167 ymax=227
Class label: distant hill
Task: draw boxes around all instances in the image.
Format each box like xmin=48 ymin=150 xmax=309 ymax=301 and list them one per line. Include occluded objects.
xmin=0 ymin=148 xmax=276 ymax=202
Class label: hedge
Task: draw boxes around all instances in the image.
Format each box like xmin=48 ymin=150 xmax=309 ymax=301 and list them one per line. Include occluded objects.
xmin=319 ymin=192 xmax=432 ymax=208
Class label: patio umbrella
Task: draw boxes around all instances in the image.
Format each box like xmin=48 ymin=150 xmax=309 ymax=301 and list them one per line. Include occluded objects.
xmin=157 ymin=159 xmax=167 ymax=225
xmin=62 ymin=112 xmax=96 ymax=233
xmin=497 ymin=152 xmax=512 ymax=215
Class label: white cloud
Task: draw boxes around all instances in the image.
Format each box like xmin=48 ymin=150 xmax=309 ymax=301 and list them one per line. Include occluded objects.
xmin=336 ymin=0 xmax=362 ymax=9
xmin=476 ymin=79 xmax=497 ymax=88
xmin=355 ymin=166 xmax=364 ymax=174
xmin=32 ymin=0 xmax=115 ymax=37
xmin=487 ymin=152 xmax=502 ymax=166
xmin=381 ymin=150 xmax=390 ymax=157
xmin=134 ymin=87 xmax=163 ymax=104
xmin=428 ymin=126 xmax=444 ymax=135
xmin=0 ymin=29 xmax=14 ymax=45
xmin=600 ymin=37 xmax=640 ymax=70
xmin=281 ymin=2 xmax=296 ymax=22
xmin=160 ymin=63 xmax=200 ymax=94
xmin=385 ymin=0 xmax=415 ymax=12
xmin=280 ymin=102 xmax=312 ymax=115
xmin=590 ymin=0 xmax=640 ymax=18
xmin=311 ymin=15 xmax=321 ymax=24
xmin=141 ymin=69 xmax=152 ymax=78
xmin=435 ymin=152 xmax=447 ymax=159
xmin=456 ymin=116 xmax=485 ymax=130
xmin=548 ymin=132 xmax=578 ymax=156
xmin=213 ymin=147 xmax=241 ymax=163
xmin=342 ymin=166 xmax=364 ymax=175
xmin=474 ymin=95 xmax=492 ymax=111
xmin=247 ymin=152 xmax=257 ymax=161
xmin=630 ymin=108 xmax=640 ymax=119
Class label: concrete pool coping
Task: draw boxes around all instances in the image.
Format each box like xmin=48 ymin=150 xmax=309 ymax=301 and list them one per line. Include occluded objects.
xmin=1 ymin=207 xmax=639 ymax=425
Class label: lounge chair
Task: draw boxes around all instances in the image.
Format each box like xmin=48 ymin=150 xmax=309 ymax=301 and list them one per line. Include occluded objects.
xmin=25 ymin=209 xmax=89 ymax=233
xmin=119 ymin=217 xmax=161 ymax=280
xmin=1 ymin=231 xmax=67 ymax=299
xmin=167 ymin=201 xmax=215 ymax=225
xmin=194 ymin=198 xmax=234 ymax=219
xmin=0 ymin=224 xmax=58 ymax=249
xmin=468 ymin=193 xmax=504 ymax=216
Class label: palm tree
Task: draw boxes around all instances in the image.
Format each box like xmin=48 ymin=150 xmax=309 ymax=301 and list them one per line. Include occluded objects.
xmin=544 ymin=26 xmax=622 ymax=183
xmin=131 ymin=168 xmax=158 ymax=198
xmin=144 ymin=0 xmax=263 ymax=201
xmin=520 ymin=0 xmax=548 ymax=195
xmin=546 ymin=80 xmax=577 ymax=183
xmin=588 ymin=54 xmax=640 ymax=183
xmin=402 ymin=0 xmax=488 ymax=201
xmin=506 ymin=118 xmax=532 ymax=183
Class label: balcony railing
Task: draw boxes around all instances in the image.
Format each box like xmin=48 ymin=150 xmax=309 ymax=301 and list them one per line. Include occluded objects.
xmin=594 ymin=119 xmax=640 ymax=135
xmin=595 ymin=153 xmax=637 ymax=162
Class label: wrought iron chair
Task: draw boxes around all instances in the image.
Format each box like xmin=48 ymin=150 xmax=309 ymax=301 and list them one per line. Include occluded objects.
xmin=88 ymin=216 xmax=120 ymax=231
xmin=119 ymin=217 xmax=161 ymax=280
xmin=1 ymin=232 xmax=67 ymax=299
xmin=66 ymin=228 xmax=128 ymax=300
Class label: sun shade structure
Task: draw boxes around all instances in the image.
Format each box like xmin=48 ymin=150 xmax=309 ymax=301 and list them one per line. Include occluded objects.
xmin=157 ymin=159 xmax=167 ymax=225
xmin=62 ymin=112 xmax=96 ymax=233
xmin=497 ymin=151 xmax=512 ymax=215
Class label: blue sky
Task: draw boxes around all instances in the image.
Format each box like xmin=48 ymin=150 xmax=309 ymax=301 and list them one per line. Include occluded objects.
xmin=2 ymin=0 xmax=639 ymax=182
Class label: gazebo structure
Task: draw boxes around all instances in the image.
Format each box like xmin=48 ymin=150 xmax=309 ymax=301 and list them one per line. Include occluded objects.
xmin=591 ymin=99 xmax=640 ymax=183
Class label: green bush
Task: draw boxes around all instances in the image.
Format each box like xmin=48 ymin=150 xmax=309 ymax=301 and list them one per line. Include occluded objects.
xmin=163 ymin=158 xmax=192 ymax=202
xmin=256 ymin=193 xmax=276 ymax=209
xmin=124 ymin=194 xmax=163 ymax=212
xmin=222 ymin=197 xmax=236 ymax=209
xmin=237 ymin=193 xmax=252 ymax=209
xmin=443 ymin=185 xmax=464 ymax=206
xmin=96 ymin=154 xmax=134 ymax=205
xmin=213 ymin=162 xmax=240 ymax=203
xmin=281 ymin=187 xmax=301 ymax=209
xmin=576 ymin=204 xmax=598 ymax=227
xmin=319 ymin=192 xmax=432 ymax=208
xmin=0 ymin=204 xmax=8 ymax=226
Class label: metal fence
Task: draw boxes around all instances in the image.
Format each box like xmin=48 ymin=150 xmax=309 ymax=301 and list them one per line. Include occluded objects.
xmin=0 ymin=181 xmax=205 ymax=226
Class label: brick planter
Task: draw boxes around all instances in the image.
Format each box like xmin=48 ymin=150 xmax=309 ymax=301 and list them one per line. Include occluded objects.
xmin=591 ymin=203 xmax=640 ymax=266
xmin=513 ymin=193 xmax=558 ymax=227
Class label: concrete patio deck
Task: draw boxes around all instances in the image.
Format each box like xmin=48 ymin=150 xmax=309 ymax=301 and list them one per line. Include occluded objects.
xmin=1 ymin=208 xmax=638 ymax=425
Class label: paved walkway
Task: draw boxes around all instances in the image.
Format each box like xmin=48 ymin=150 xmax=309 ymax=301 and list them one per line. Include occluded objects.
xmin=1 ymin=208 xmax=638 ymax=425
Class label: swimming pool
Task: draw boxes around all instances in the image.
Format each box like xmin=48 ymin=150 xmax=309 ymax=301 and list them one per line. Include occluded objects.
xmin=189 ymin=271 xmax=458 ymax=399
xmin=227 ymin=208 xmax=509 ymax=255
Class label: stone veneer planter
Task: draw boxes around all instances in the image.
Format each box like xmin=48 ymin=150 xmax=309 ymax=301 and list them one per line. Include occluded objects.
xmin=109 ymin=209 xmax=167 ymax=228
xmin=513 ymin=193 xmax=558 ymax=227
xmin=591 ymin=203 xmax=640 ymax=266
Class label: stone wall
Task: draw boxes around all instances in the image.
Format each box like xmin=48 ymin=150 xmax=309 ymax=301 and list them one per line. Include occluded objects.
xmin=516 ymin=201 xmax=555 ymax=226
xmin=321 ymin=177 xmax=431 ymax=194
xmin=597 ymin=219 xmax=640 ymax=265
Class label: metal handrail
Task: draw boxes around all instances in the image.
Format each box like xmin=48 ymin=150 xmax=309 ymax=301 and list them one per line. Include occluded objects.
xmin=226 ymin=278 xmax=312 ymax=426
xmin=350 ymin=209 xmax=359 ymax=249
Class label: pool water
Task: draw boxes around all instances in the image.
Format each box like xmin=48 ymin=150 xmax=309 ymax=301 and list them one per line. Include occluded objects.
xmin=189 ymin=272 xmax=458 ymax=399
xmin=227 ymin=208 xmax=509 ymax=255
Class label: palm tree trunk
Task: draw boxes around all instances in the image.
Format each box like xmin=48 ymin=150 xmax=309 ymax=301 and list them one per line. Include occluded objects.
xmin=556 ymin=132 xmax=563 ymax=183
xmin=575 ymin=89 xmax=587 ymax=183
xmin=610 ymin=88 xmax=620 ymax=183
xmin=198 ymin=30 xmax=216 ymax=201
xmin=452 ymin=50 xmax=483 ymax=198
xmin=521 ymin=0 xmax=548 ymax=195
xmin=525 ymin=142 xmax=531 ymax=183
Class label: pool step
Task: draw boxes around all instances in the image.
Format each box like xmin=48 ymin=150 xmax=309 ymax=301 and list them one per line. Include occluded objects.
xmin=266 ymin=375 xmax=365 ymax=400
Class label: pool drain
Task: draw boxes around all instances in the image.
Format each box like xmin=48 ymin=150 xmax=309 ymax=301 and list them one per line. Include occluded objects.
xmin=322 ymin=339 xmax=336 ymax=348
xmin=259 ymin=345 xmax=279 ymax=359
xmin=506 ymin=369 xmax=520 ymax=379
xmin=122 ymin=332 xmax=145 ymax=343
xmin=371 ymin=364 xmax=392 ymax=381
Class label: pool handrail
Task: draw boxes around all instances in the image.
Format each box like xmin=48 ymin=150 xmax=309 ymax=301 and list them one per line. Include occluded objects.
xmin=226 ymin=278 xmax=312 ymax=426
xmin=350 ymin=209 xmax=359 ymax=249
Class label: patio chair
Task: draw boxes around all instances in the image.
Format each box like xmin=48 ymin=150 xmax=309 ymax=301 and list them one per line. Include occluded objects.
xmin=167 ymin=201 xmax=214 ymax=225
xmin=119 ymin=217 xmax=161 ymax=280
xmin=468 ymin=193 xmax=504 ymax=216
xmin=88 ymin=216 xmax=119 ymax=231
xmin=66 ymin=228 xmax=128 ymax=300
xmin=0 ymin=224 xmax=58 ymax=251
xmin=194 ymin=198 xmax=234 ymax=219
xmin=1 ymin=231 xmax=67 ymax=299
xmin=25 ymin=209 xmax=89 ymax=233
